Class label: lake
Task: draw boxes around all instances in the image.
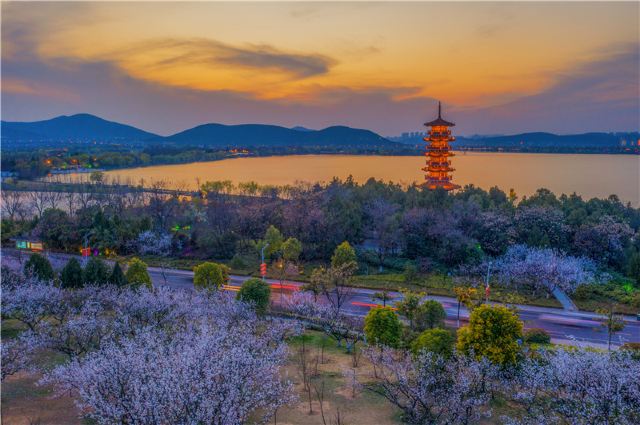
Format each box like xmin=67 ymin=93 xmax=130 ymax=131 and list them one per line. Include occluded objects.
xmin=95 ymin=153 xmax=639 ymax=205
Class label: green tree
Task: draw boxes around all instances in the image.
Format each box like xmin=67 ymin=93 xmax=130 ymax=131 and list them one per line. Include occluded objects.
xmin=60 ymin=258 xmax=83 ymax=289
xmin=403 ymin=262 xmax=418 ymax=283
xmin=24 ymin=253 xmax=54 ymax=281
xmin=627 ymin=251 xmax=640 ymax=286
xmin=109 ymin=262 xmax=127 ymax=287
xmin=457 ymin=304 xmax=523 ymax=366
xmin=411 ymin=328 xmax=455 ymax=358
xmin=193 ymin=262 xmax=229 ymax=291
xmin=125 ymin=257 xmax=152 ymax=289
xmin=237 ymin=277 xmax=271 ymax=314
xmin=372 ymin=290 xmax=393 ymax=307
xmin=282 ymin=237 xmax=302 ymax=263
xmin=414 ymin=300 xmax=446 ymax=331
xmin=395 ymin=290 xmax=425 ymax=330
xmin=262 ymin=225 xmax=284 ymax=260
xmin=331 ymin=241 xmax=357 ymax=268
xmin=364 ymin=307 xmax=402 ymax=348
xmin=83 ymin=257 xmax=110 ymax=285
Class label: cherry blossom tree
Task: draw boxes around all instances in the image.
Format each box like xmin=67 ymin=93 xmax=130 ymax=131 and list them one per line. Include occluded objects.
xmin=42 ymin=323 xmax=296 ymax=424
xmin=510 ymin=348 xmax=640 ymax=425
xmin=362 ymin=348 xmax=499 ymax=425
xmin=495 ymin=244 xmax=597 ymax=296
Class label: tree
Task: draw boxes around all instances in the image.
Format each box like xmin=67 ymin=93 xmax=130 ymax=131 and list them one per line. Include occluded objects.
xmin=395 ymin=290 xmax=425 ymax=331
xmin=262 ymin=225 xmax=284 ymax=261
xmin=83 ymin=257 xmax=110 ymax=285
xmin=364 ymin=307 xmax=401 ymax=348
xmin=403 ymin=262 xmax=418 ymax=283
xmin=513 ymin=348 xmax=640 ymax=425
xmin=495 ymin=244 xmax=596 ymax=297
xmin=309 ymin=263 xmax=356 ymax=314
xmin=453 ymin=286 xmax=477 ymax=327
xmin=60 ymin=258 xmax=83 ymax=289
xmin=193 ymin=262 xmax=229 ymax=291
xmin=24 ymin=253 xmax=54 ymax=281
xmin=125 ymin=257 xmax=152 ymax=288
xmin=457 ymin=304 xmax=523 ymax=366
xmin=597 ymin=304 xmax=625 ymax=351
xmin=109 ymin=262 xmax=127 ymax=287
xmin=237 ymin=278 xmax=271 ymax=314
xmin=42 ymin=324 xmax=295 ymax=424
xmin=414 ymin=300 xmax=446 ymax=331
xmin=411 ymin=328 xmax=455 ymax=358
xmin=372 ymin=290 xmax=393 ymax=307
xmin=627 ymin=251 xmax=640 ymax=286
xmin=331 ymin=241 xmax=357 ymax=268
xmin=363 ymin=349 xmax=498 ymax=425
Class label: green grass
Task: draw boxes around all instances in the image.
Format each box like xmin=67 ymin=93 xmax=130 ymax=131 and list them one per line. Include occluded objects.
xmin=350 ymin=273 xmax=562 ymax=308
xmin=1 ymin=319 xmax=26 ymax=339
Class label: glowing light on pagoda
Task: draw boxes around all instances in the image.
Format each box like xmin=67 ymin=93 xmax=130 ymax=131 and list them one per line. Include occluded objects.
xmin=422 ymin=102 xmax=460 ymax=191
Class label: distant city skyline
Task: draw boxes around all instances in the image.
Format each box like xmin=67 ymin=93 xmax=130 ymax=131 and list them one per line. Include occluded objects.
xmin=2 ymin=2 xmax=639 ymax=136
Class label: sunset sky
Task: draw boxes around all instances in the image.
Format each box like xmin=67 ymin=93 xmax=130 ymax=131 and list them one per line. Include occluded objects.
xmin=2 ymin=1 xmax=639 ymax=136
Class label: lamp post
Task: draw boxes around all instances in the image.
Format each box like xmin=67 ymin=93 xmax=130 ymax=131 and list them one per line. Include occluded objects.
xmin=260 ymin=243 xmax=269 ymax=282
xmin=484 ymin=261 xmax=492 ymax=303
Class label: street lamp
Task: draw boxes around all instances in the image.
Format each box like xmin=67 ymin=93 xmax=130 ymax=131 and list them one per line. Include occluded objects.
xmin=260 ymin=243 xmax=269 ymax=282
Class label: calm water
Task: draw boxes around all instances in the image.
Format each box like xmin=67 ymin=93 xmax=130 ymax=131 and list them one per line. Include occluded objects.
xmin=97 ymin=153 xmax=639 ymax=205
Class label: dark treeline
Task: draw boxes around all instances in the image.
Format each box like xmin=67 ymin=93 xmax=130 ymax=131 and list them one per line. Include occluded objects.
xmin=3 ymin=179 xmax=639 ymax=283
xmin=1 ymin=145 xmax=420 ymax=179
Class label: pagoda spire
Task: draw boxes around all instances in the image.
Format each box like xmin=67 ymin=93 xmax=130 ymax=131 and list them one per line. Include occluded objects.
xmin=421 ymin=102 xmax=460 ymax=191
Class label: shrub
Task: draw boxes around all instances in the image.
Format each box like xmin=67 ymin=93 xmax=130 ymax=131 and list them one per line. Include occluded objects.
xmin=237 ymin=278 xmax=271 ymax=314
xmin=331 ymin=241 xmax=358 ymax=268
xmin=411 ymin=328 xmax=455 ymax=358
xmin=403 ymin=262 xmax=418 ymax=282
xmin=523 ymin=328 xmax=551 ymax=345
xmin=109 ymin=263 xmax=127 ymax=287
xmin=83 ymin=257 xmax=110 ymax=285
xmin=620 ymin=342 xmax=640 ymax=360
xmin=126 ymin=258 xmax=152 ymax=289
xmin=415 ymin=300 xmax=447 ymax=331
xmin=24 ymin=253 xmax=54 ymax=281
xmin=229 ymin=254 xmax=247 ymax=270
xmin=364 ymin=307 xmax=402 ymax=348
xmin=457 ymin=304 xmax=523 ymax=366
xmin=193 ymin=262 xmax=229 ymax=291
xmin=60 ymin=258 xmax=83 ymax=289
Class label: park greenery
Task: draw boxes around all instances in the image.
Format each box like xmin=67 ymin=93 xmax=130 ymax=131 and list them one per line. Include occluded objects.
xmin=3 ymin=258 xmax=639 ymax=424
xmin=2 ymin=178 xmax=638 ymax=315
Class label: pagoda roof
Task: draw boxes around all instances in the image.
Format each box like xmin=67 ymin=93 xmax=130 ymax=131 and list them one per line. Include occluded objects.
xmin=424 ymin=102 xmax=455 ymax=127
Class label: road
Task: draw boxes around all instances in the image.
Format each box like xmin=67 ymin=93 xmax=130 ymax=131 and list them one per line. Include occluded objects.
xmin=146 ymin=265 xmax=639 ymax=349
xmin=3 ymin=249 xmax=638 ymax=348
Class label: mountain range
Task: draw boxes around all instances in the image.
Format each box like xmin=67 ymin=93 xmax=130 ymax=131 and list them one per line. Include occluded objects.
xmin=1 ymin=113 xmax=636 ymax=150
xmin=1 ymin=114 xmax=394 ymax=148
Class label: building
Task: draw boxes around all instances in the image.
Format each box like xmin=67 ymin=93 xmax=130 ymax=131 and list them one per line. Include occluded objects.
xmin=422 ymin=102 xmax=460 ymax=190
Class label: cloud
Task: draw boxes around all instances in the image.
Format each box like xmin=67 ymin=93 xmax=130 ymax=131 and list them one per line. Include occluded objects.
xmin=112 ymin=38 xmax=335 ymax=79
xmin=453 ymin=44 xmax=640 ymax=134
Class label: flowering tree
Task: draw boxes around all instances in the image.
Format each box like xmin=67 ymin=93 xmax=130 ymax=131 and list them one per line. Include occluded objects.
xmin=137 ymin=230 xmax=173 ymax=256
xmin=43 ymin=322 xmax=295 ymax=424
xmin=511 ymin=348 xmax=640 ymax=425
xmin=362 ymin=348 xmax=499 ymax=425
xmin=495 ymin=244 xmax=597 ymax=296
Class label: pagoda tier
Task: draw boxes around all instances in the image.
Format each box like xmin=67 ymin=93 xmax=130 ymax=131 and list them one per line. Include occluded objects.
xmin=421 ymin=102 xmax=460 ymax=191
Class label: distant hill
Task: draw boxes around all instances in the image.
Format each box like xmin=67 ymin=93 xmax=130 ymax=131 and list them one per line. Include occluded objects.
xmin=157 ymin=123 xmax=396 ymax=147
xmin=1 ymin=114 xmax=158 ymax=144
xmin=456 ymin=132 xmax=636 ymax=148
xmin=391 ymin=131 xmax=638 ymax=149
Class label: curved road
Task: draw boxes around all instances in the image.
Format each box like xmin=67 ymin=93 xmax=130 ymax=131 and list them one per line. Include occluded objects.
xmin=3 ymin=249 xmax=638 ymax=349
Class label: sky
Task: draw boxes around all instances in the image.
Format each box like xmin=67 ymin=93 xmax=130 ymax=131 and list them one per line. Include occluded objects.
xmin=2 ymin=1 xmax=639 ymax=136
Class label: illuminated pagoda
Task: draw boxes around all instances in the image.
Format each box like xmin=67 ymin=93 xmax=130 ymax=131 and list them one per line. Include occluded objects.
xmin=422 ymin=102 xmax=460 ymax=191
